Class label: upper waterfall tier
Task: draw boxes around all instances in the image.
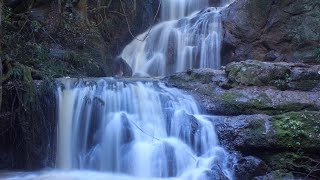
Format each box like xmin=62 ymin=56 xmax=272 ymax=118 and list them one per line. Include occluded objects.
xmin=56 ymin=78 xmax=234 ymax=179
xmin=160 ymin=0 xmax=208 ymax=21
xmin=121 ymin=0 xmax=234 ymax=77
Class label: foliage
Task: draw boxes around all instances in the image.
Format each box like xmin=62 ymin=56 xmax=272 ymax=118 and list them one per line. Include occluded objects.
xmin=2 ymin=6 xmax=11 ymax=24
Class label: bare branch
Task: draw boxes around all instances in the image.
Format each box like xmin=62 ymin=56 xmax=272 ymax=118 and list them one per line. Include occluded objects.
xmin=119 ymin=0 xmax=161 ymax=42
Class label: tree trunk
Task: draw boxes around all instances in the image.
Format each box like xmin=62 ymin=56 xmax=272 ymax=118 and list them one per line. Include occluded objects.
xmin=97 ymin=0 xmax=101 ymax=7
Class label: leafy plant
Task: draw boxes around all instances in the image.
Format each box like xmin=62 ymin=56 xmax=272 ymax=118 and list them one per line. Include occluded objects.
xmin=2 ymin=7 xmax=12 ymax=24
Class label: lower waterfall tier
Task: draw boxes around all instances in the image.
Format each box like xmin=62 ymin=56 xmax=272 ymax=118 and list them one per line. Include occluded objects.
xmin=54 ymin=78 xmax=234 ymax=179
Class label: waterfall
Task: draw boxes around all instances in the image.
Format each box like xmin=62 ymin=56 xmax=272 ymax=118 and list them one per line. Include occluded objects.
xmin=121 ymin=0 xmax=234 ymax=77
xmin=54 ymin=78 xmax=233 ymax=179
xmin=3 ymin=1 xmax=237 ymax=180
xmin=160 ymin=0 xmax=208 ymax=21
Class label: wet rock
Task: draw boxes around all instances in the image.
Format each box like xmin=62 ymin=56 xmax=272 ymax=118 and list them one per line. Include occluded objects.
xmin=234 ymin=156 xmax=268 ymax=180
xmin=112 ymin=57 xmax=133 ymax=77
xmin=212 ymin=114 xmax=272 ymax=150
xmin=221 ymin=0 xmax=320 ymax=64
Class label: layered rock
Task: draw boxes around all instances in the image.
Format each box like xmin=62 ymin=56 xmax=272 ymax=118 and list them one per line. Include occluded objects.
xmin=226 ymin=60 xmax=320 ymax=91
xmin=166 ymin=61 xmax=320 ymax=115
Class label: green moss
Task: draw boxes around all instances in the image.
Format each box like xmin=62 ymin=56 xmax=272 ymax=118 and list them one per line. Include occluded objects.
xmin=272 ymin=111 xmax=320 ymax=149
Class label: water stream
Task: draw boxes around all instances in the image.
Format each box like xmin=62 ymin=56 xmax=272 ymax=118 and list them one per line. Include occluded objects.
xmin=3 ymin=0 xmax=237 ymax=179
xmin=121 ymin=0 xmax=234 ymax=76
xmin=55 ymin=78 xmax=233 ymax=179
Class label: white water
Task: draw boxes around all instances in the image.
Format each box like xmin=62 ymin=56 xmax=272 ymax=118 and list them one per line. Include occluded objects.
xmin=52 ymin=78 xmax=233 ymax=179
xmin=1 ymin=1 xmax=238 ymax=180
xmin=121 ymin=0 xmax=234 ymax=77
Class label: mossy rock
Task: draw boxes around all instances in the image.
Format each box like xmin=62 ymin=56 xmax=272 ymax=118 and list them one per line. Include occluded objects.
xmin=226 ymin=60 xmax=290 ymax=87
xmin=218 ymin=111 xmax=320 ymax=152
xmin=271 ymin=111 xmax=320 ymax=151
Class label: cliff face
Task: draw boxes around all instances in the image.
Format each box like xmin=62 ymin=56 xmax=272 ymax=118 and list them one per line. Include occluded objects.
xmin=221 ymin=0 xmax=320 ymax=65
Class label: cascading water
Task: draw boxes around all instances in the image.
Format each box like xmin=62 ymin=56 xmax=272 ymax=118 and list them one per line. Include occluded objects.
xmin=121 ymin=0 xmax=234 ymax=77
xmin=53 ymin=78 xmax=233 ymax=179
xmin=3 ymin=1 xmax=238 ymax=180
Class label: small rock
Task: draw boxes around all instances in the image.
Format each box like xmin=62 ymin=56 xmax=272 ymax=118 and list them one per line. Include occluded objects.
xmin=235 ymin=156 xmax=268 ymax=180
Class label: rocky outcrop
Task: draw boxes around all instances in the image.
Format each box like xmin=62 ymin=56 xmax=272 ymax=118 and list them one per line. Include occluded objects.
xmin=226 ymin=60 xmax=320 ymax=91
xmin=165 ymin=60 xmax=320 ymax=179
xmin=221 ymin=0 xmax=320 ymax=65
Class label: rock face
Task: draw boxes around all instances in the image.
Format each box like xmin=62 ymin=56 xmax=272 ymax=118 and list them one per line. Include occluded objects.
xmin=221 ymin=0 xmax=320 ymax=65
xmin=166 ymin=60 xmax=320 ymax=179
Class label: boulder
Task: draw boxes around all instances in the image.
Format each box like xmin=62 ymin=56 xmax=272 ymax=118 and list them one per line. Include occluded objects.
xmin=112 ymin=57 xmax=133 ymax=77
